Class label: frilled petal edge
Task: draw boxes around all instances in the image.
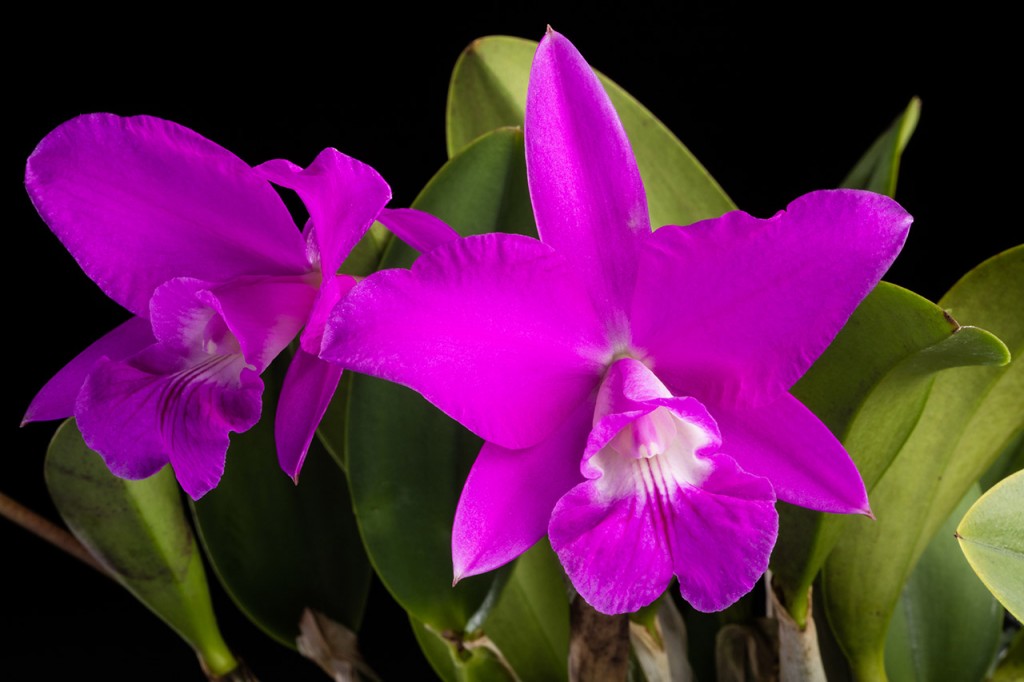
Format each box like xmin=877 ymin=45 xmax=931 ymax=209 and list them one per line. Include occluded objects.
xmin=75 ymin=345 xmax=263 ymax=499
xmin=549 ymin=449 xmax=777 ymax=614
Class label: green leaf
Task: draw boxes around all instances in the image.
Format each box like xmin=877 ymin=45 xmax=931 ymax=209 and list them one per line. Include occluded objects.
xmin=957 ymin=470 xmax=1024 ymax=621
xmin=410 ymin=616 xmax=517 ymax=682
xmin=482 ymin=539 xmax=570 ymax=682
xmin=343 ymin=128 xmax=535 ymax=632
xmin=446 ymin=35 xmax=735 ymax=228
xmin=44 ymin=420 xmax=237 ymax=676
xmin=841 ymin=97 xmax=921 ymax=197
xmin=980 ymin=428 xmax=1024 ymax=491
xmin=884 ymin=485 xmax=1003 ymax=682
xmin=822 ymin=245 xmax=1023 ymax=680
xmin=991 ymin=628 xmax=1024 ymax=682
xmin=192 ymin=356 xmax=371 ymax=648
xmin=773 ymin=282 xmax=1008 ymax=622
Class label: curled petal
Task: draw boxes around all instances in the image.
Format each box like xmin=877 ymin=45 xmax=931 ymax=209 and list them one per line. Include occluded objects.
xmin=669 ymin=455 xmax=778 ymax=613
xmin=26 ymin=114 xmax=308 ymax=317
xmin=452 ymin=402 xmax=591 ymax=581
xmin=324 ymin=233 xmax=609 ymax=449
xmin=23 ymin=316 xmax=155 ymax=424
xmin=631 ymin=190 xmax=912 ymax=407
xmin=550 ymin=446 xmax=777 ymax=614
xmin=150 ymin=275 xmax=317 ymax=373
xmin=377 ymin=207 xmax=460 ymax=254
xmin=76 ymin=345 xmax=263 ymax=499
xmin=275 ymin=349 xmax=344 ymax=481
xmin=526 ymin=28 xmax=650 ymax=318
xmin=258 ymin=149 xmax=391 ymax=276
xmin=551 ymin=357 xmax=778 ymax=614
xmin=712 ymin=392 xmax=871 ymax=515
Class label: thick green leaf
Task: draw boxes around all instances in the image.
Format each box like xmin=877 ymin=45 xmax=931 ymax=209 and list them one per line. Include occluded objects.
xmin=44 ymin=420 xmax=237 ymax=676
xmin=884 ymin=485 xmax=1003 ymax=682
xmin=823 ymin=246 xmax=1022 ymax=680
xmin=192 ymin=356 xmax=371 ymax=648
xmin=773 ymin=282 xmax=1008 ymax=621
xmin=980 ymin=428 xmax=1024 ymax=490
xmin=841 ymin=97 xmax=920 ymax=197
xmin=446 ymin=35 xmax=735 ymax=228
xmin=482 ymin=539 xmax=570 ymax=682
xmin=957 ymin=470 xmax=1024 ymax=621
xmin=343 ymin=128 xmax=535 ymax=632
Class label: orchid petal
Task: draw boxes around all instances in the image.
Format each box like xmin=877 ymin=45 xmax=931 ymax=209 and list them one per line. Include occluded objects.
xmin=377 ymin=207 xmax=460 ymax=254
xmin=548 ymin=480 xmax=675 ymax=615
xmin=452 ymin=402 xmax=591 ymax=581
xmin=324 ymin=233 xmax=609 ymax=449
xmin=275 ymin=349 xmax=344 ymax=481
xmin=258 ymin=148 xmax=391 ymax=276
xmin=26 ymin=114 xmax=308 ymax=317
xmin=549 ymin=445 xmax=777 ymax=615
xmin=668 ymin=455 xmax=778 ymax=613
xmin=300 ymin=273 xmax=358 ymax=355
xmin=526 ymin=28 xmax=650 ymax=318
xmin=550 ymin=356 xmax=777 ymax=614
xmin=23 ymin=317 xmax=154 ymax=424
xmin=713 ymin=392 xmax=871 ymax=514
xmin=631 ymin=189 xmax=912 ymax=407
xmin=76 ymin=346 xmax=263 ymax=499
xmin=149 ymin=276 xmax=317 ymax=373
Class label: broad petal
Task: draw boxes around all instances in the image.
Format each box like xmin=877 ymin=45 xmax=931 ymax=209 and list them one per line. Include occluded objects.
xmin=26 ymin=114 xmax=308 ymax=316
xmin=526 ymin=29 xmax=650 ymax=318
xmin=23 ymin=317 xmax=154 ymax=424
xmin=275 ymin=349 xmax=344 ymax=481
xmin=631 ymin=189 xmax=912 ymax=407
xmin=377 ymin=207 xmax=460 ymax=254
xmin=150 ymin=275 xmax=317 ymax=373
xmin=323 ymin=233 xmax=610 ymax=449
xmin=549 ymin=480 xmax=675 ymax=615
xmin=668 ymin=456 xmax=778 ymax=613
xmin=76 ymin=345 xmax=263 ymax=499
xmin=712 ymin=392 xmax=871 ymax=514
xmin=549 ymin=451 xmax=777 ymax=615
xmin=452 ymin=402 xmax=591 ymax=581
xmin=258 ymin=149 xmax=391 ymax=276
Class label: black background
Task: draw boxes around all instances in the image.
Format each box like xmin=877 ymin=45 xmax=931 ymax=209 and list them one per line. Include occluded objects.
xmin=6 ymin=6 xmax=1018 ymax=680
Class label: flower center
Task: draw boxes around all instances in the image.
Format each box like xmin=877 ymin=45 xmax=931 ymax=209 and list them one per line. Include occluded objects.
xmin=587 ymin=357 xmax=720 ymax=503
xmin=594 ymin=406 xmax=712 ymax=501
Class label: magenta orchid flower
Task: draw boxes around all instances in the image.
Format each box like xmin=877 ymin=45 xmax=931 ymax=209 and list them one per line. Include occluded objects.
xmin=23 ymin=113 xmax=453 ymax=499
xmin=323 ymin=30 xmax=912 ymax=614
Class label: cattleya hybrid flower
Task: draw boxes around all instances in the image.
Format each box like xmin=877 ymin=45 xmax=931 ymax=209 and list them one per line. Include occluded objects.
xmin=23 ymin=114 xmax=453 ymax=499
xmin=324 ymin=29 xmax=912 ymax=614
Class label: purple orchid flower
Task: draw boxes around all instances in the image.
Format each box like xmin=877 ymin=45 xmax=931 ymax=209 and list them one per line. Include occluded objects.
xmin=322 ymin=30 xmax=912 ymax=614
xmin=23 ymin=113 xmax=453 ymax=499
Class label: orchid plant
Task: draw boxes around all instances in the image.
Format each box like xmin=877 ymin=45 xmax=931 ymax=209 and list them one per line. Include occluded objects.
xmin=7 ymin=27 xmax=1022 ymax=682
